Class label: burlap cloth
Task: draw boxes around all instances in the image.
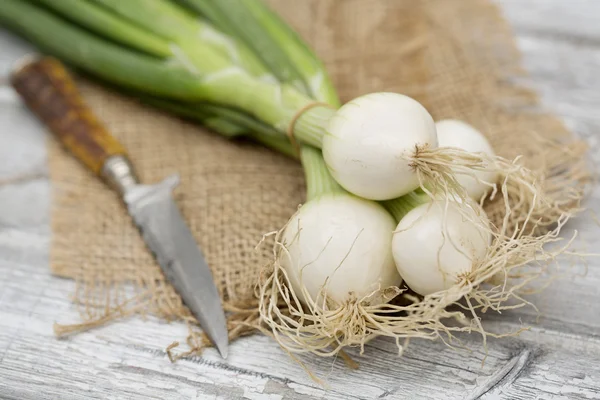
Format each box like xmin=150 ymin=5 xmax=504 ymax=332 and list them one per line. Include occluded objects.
xmin=49 ymin=0 xmax=589 ymax=354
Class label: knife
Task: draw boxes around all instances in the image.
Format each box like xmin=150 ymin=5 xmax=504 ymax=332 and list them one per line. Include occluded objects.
xmin=10 ymin=55 xmax=229 ymax=358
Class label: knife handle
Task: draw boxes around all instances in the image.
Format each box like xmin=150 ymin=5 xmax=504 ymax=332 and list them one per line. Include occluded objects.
xmin=9 ymin=56 xmax=132 ymax=182
xmin=10 ymin=55 xmax=139 ymax=193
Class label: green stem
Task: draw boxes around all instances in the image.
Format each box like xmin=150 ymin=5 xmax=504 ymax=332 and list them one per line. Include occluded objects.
xmin=139 ymin=96 xmax=270 ymax=136
xmin=237 ymin=0 xmax=340 ymax=106
xmin=202 ymin=117 xmax=247 ymax=137
xmin=249 ymin=133 xmax=298 ymax=160
xmin=183 ymin=0 xmax=340 ymax=106
xmin=1 ymin=0 xmax=334 ymax=148
xmin=32 ymin=0 xmax=172 ymax=58
xmin=193 ymin=72 xmax=334 ymax=148
xmin=0 ymin=0 xmax=205 ymax=99
xmin=139 ymin=93 xmax=304 ymax=160
xmin=300 ymin=146 xmax=343 ymax=200
xmin=382 ymin=191 xmax=430 ymax=222
xmin=294 ymin=106 xmax=337 ymax=147
xmin=89 ymin=0 xmax=338 ymax=146
xmin=178 ymin=0 xmax=341 ymax=146
xmin=90 ymin=0 xmax=199 ymax=40
xmin=182 ymin=0 xmax=309 ymax=96
xmin=135 ymin=95 xmax=297 ymax=158
xmin=178 ymin=0 xmax=232 ymax=35
xmin=90 ymin=0 xmax=270 ymax=78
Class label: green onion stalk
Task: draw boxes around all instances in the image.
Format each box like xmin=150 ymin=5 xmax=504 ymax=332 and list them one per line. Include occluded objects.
xmin=382 ymin=191 xmax=431 ymax=222
xmin=180 ymin=0 xmax=340 ymax=106
xmin=2 ymin=0 xmax=337 ymax=149
xmin=35 ymin=0 xmax=270 ymax=79
xmin=139 ymin=96 xmax=299 ymax=159
xmin=2 ymin=0 xmax=318 ymax=158
xmin=32 ymin=0 xmax=303 ymax=156
xmin=300 ymin=145 xmax=344 ymax=200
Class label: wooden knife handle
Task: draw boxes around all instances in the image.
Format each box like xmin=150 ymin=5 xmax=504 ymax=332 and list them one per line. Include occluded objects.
xmin=10 ymin=56 xmax=127 ymax=175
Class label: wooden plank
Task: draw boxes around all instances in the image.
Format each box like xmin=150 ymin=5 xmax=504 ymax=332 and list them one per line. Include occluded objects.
xmin=494 ymin=0 xmax=600 ymax=341
xmin=0 ymin=247 xmax=507 ymax=400
xmin=498 ymin=0 xmax=600 ymax=148
xmin=500 ymin=0 xmax=600 ymax=43
xmin=1 ymin=265 xmax=600 ymax=400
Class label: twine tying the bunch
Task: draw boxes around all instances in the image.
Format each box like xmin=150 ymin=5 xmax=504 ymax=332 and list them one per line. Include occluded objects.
xmin=286 ymin=101 xmax=337 ymax=153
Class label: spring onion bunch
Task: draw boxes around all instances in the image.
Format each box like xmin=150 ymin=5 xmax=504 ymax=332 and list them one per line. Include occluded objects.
xmin=0 ymin=0 xmax=571 ymax=359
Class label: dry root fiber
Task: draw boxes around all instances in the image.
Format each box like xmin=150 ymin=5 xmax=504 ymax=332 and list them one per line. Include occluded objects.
xmin=412 ymin=140 xmax=591 ymax=236
xmin=257 ymin=144 xmax=589 ymax=360
xmin=410 ymin=145 xmax=548 ymax=209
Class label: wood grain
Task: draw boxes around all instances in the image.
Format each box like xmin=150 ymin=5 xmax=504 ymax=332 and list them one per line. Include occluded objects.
xmin=2 ymin=0 xmax=600 ymax=399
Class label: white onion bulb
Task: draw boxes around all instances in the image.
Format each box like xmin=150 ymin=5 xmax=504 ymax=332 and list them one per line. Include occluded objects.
xmin=436 ymin=119 xmax=499 ymax=200
xmin=322 ymin=92 xmax=438 ymax=201
xmin=280 ymin=194 xmax=401 ymax=305
xmin=392 ymin=200 xmax=491 ymax=296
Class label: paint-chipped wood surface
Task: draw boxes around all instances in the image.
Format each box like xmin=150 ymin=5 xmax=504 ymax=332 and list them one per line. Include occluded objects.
xmin=1 ymin=1 xmax=600 ymax=398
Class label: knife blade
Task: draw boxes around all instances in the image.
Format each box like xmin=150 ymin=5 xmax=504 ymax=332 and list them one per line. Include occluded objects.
xmin=10 ymin=55 xmax=229 ymax=358
xmin=124 ymin=174 xmax=228 ymax=357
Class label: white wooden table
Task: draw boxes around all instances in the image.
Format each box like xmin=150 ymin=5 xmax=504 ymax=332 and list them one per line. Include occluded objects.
xmin=1 ymin=1 xmax=600 ymax=399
